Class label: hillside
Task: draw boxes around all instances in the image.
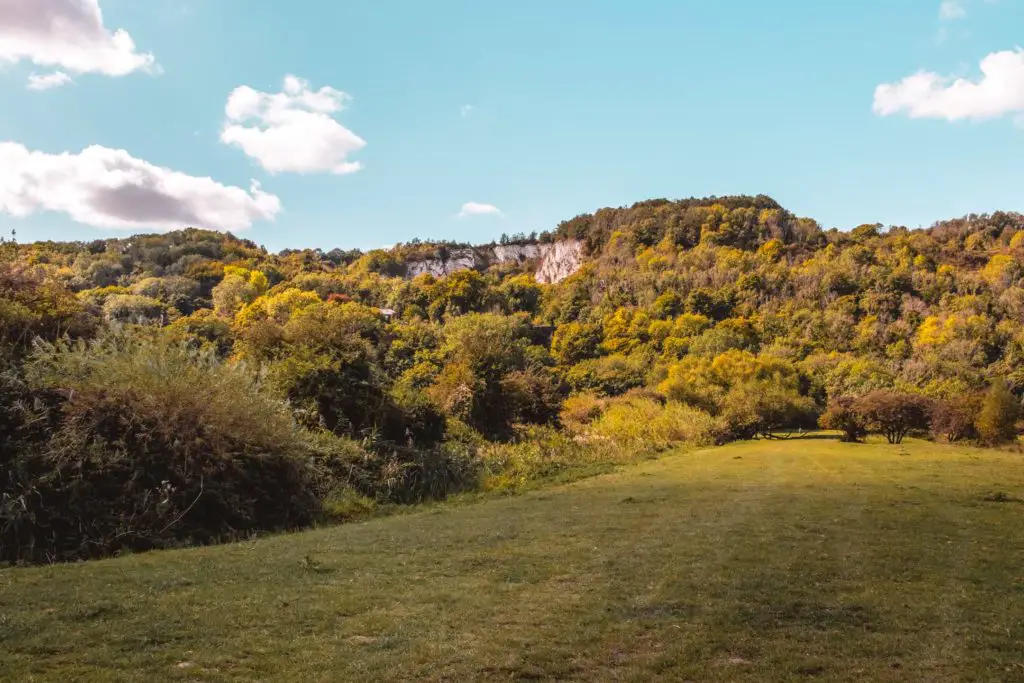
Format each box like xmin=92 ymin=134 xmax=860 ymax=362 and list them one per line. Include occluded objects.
xmin=4 ymin=194 xmax=1024 ymax=564
xmin=2 ymin=439 xmax=1023 ymax=681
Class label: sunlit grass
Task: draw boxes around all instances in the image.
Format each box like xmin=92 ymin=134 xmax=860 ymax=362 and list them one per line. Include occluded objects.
xmin=2 ymin=437 xmax=1023 ymax=681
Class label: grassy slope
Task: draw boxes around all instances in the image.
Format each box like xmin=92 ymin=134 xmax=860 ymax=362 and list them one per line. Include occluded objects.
xmin=2 ymin=438 xmax=1024 ymax=682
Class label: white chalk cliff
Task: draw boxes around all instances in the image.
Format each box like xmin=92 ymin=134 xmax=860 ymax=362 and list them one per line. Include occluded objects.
xmin=403 ymin=240 xmax=583 ymax=284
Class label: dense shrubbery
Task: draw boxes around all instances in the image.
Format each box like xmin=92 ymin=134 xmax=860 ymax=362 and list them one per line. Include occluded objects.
xmin=3 ymin=196 xmax=1024 ymax=562
xmin=2 ymin=336 xmax=321 ymax=563
xmin=589 ymin=395 xmax=720 ymax=450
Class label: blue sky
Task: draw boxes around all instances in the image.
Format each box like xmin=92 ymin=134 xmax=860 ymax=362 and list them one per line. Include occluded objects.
xmin=1 ymin=0 xmax=1023 ymax=252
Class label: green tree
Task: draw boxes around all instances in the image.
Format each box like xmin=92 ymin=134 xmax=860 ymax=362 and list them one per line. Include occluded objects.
xmin=550 ymin=321 xmax=601 ymax=365
xmin=975 ymin=382 xmax=1020 ymax=446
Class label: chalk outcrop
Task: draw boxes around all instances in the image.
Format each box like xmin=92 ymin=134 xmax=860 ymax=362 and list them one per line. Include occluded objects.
xmin=534 ymin=240 xmax=584 ymax=284
xmin=405 ymin=249 xmax=482 ymax=278
xmin=402 ymin=240 xmax=583 ymax=284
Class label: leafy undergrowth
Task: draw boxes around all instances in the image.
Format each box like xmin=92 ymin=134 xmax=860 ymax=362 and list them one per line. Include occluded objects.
xmin=2 ymin=438 xmax=1024 ymax=682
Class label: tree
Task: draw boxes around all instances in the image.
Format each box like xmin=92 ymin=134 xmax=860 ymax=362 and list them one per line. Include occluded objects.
xmin=651 ymin=291 xmax=683 ymax=320
xmin=975 ymin=381 xmax=1020 ymax=446
xmin=550 ymin=321 xmax=601 ymax=365
xmin=853 ymin=391 xmax=932 ymax=444
xmin=565 ymin=354 xmax=647 ymax=397
xmin=211 ymin=266 xmax=267 ymax=317
xmin=929 ymin=396 xmax=981 ymax=443
xmin=426 ymin=313 xmax=554 ymax=438
xmin=820 ymin=396 xmax=867 ymax=442
xmin=719 ymin=382 xmax=816 ymax=440
xmin=102 ymin=294 xmax=168 ymax=325
xmin=498 ymin=275 xmax=543 ymax=314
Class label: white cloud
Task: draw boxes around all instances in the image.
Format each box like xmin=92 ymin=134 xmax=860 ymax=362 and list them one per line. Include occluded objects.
xmin=221 ymin=75 xmax=366 ymax=175
xmin=0 ymin=142 xmax=280 ymax=231
xmin=873 ymin=49 xmax=1024 ymax=121
xmin=458 ymin=202 xmax=503 ymax=218
xmin=939 ymin=0 xmax=967 ymax=20
xmin=27 ymin=71 xmax=72 ymax=90
xmin=460 ymin=104 xmax=474 ymax=118
xmin=0 ymin=0 xmax=155 ymax=79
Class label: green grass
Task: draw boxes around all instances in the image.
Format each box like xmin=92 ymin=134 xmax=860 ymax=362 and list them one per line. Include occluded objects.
xmin=3 ymin=437 xmax=1024 ymax=682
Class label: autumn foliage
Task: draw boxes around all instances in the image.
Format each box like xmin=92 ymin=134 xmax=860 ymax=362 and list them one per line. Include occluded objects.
xmin=3 ymin=197 xmax=1024 ymax=562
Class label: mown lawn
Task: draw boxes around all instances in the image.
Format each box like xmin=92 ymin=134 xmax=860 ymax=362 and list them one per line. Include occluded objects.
xmin=2 ymin=438 xmax=1024 ymax=682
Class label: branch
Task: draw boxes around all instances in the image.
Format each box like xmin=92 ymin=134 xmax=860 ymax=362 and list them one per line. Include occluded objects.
xmin=158 ymin=477 xmax=204 ymax=535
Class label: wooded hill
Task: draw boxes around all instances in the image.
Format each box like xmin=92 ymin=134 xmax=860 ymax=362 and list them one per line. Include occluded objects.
xmin=3 ymin=195 xmax=1023 ymax=563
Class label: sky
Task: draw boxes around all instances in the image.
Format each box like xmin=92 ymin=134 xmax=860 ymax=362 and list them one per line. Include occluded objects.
xmin=1 ymin=0 xmax=1023 ymax=253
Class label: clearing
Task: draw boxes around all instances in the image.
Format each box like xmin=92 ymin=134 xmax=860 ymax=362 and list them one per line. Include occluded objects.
xmin=2 ymin=438 xmax=1023 ymax=681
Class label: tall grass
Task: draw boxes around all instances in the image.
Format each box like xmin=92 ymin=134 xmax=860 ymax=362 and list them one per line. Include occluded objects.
xmin=481 ymin=396 xmax=719 ymax=493
xmin=479 ymin=426 xmax=622 ymax=493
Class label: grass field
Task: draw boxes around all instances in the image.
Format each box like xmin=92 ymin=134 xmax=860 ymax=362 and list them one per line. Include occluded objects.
xmin=2 ymin=437 xmax=1024 ymax=682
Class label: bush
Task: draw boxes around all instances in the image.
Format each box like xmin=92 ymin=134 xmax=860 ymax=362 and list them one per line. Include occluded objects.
xmin=820 ymin=396 xmax=868 ymax=442
xmin=930 ymin=396 xmax=981 ymax=443
xmin=550 ymin=322 xmax=602 ymax=365
xmin=560 ymin=392 xmax=608 ymax=432
xmin=853 ymin=391 xmax=932 ymax=444
xmin=368 ymin=443 xmax=481 ymax=504
xmin=718 ymin=382 xmax=817 ymax=440
xmin=591 ymin=396 xmax=719 ymax=450
xmin=565 ymin=353 xmax=648 ymax=396
xmin=305 ymin=427 xmax=478 ymax=506
xmin=102 ymin=294 xmax=168 ymax=324
xmin=975 ymin=381 xmax=1021 ymax=446
xmin=2 ymin=335 xmax=321 ymax=564
xmin=480 ymin=425 xmax=619 ymax=492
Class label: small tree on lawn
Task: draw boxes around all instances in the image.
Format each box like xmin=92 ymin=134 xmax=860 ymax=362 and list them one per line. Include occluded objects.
xmin=975 ymin=381 xmax=1021 ymax=446
xmin=820 ymin=396 xmax=867 ymax=443
xmin=853 ymin=391 xmax=931 ymax=445
xmin=929 ymin=396 xmax=981 ymax=443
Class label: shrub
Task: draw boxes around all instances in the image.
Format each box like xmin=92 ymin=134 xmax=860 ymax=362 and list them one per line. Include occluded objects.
xmin=550 ymin=321 xmax=602 ymax=365
xmin=499 ymin=367 xmax=564 ymax=426
xmin=718 ymin=382 xmax=817 ymax=440
xmin=820 ymin=396 xmax=867 ymax=442
xmin=427 ymin=313 xmax=556 ymax=439
xmin=591 ymin=396 xmax=719 ymax=451
xmin=2 ymin=334 xmax=321 ymax=564
xmin=480 ymin=425 xmax=619 ymax=492
xmin=853 ymin=391 xmax=932 ymax=444
xmin=975 ymin=381 xmax=1021 ymax=446
xmin=305 ymin=427 xmax=478 ymax=506
xmin=102 ymin=294 xmax=168 ymax=324
xmin=560 ymin=393 xmax=608 ymax=432
xmin=354 ymin=443 xmax=480 ymax=505
xmin=930 ymin=396 xmax=981 ymax=443
xmin=565 ymin=353 xmax=648 ymax=396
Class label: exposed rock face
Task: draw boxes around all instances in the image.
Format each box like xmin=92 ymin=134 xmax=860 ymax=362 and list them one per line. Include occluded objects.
xmin=492 ymin=244 xmax=542 ymax=264
xmin=405 ymin=249 xmax=483 ymax=278
xmin=534 ymin=240 xmax=583 ymax=284
xmin=402 ymin=240 xmax=583 ymax=284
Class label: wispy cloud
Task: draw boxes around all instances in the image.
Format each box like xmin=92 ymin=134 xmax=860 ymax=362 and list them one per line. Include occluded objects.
xmin=458 ymin=202 xmax=503 ymax=218
xmin=27 ymin=71 xmax=73 ymax=90
xmin=460 ymin=104 xmax=475 ymax=118
xmin=939 ymin=0 xmax=967 ymax=20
